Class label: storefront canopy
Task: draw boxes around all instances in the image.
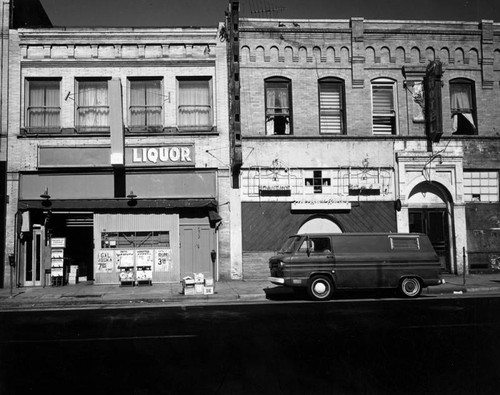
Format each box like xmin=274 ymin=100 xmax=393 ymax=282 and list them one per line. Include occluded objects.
xmin=18 ymin=198 xmax=218 ymax=211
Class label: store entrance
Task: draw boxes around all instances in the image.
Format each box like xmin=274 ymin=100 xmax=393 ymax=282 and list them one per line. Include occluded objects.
xmin=23 ymin=225 xmax=45 ymax=286
xmin=409 ymin=209 xmax=450 ymax=272
xmin=50 ymin=213 xmax=94 ymax=281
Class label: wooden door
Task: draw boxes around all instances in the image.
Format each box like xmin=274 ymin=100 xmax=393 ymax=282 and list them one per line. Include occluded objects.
xmin=180 ymin=225 xmax=214 ymax=278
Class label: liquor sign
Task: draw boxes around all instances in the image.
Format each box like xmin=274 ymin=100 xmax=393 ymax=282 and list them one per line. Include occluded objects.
xmin=127 ymin=145 xmax=195 ymax=167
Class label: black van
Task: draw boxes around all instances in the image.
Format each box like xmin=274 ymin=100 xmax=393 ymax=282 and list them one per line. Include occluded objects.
xmin=269 ymin=233 xmax=444 ymax=300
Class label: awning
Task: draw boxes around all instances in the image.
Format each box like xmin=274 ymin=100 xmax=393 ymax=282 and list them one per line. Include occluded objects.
xmin=18 ymin=198 xmax=218 ymax=211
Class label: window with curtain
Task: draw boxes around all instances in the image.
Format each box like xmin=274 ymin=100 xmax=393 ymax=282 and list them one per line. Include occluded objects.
xmin=26 ymin=79 xmax=61 ymax=131
xmin=450 ymin=79 xmax=477 ymax=135
xmin=319 ymin=78 xmax=345 ymax=134
xmin=265 ymin=77 xmax=292 ymax=135
xmin=371 ymin=79 xmax=397 ymax=135
xmin=76 ymin=79 xmax=109 ymax=133
xmin=129 ymin=78 xmax=163 ymax=130
xmin=177 ymin=77 xmax=212 ymax=130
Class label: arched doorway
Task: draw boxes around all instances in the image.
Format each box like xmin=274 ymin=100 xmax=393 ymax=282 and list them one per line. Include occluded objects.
xmin=407 ymin=181 xmax=453 ymax=272
xmin=297 ymin=217 xmax=342 ymax=234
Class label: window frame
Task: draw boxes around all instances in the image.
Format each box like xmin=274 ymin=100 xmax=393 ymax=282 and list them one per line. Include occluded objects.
xmin=176 ymin=76 xmax=213 ymax=132
xmin=371 ymin=78 xmax=398 ymax=135
xmin=449 ymin=78 xmax=477 ymax=135
xmin=463 ymin=170 xmax=499 ymax=203
xmin=318 ymin=77 xmax=346 ymax=134
xmin=264 ymin=76 xmax=293 ymax=135
xmin=25 ymin=77 xmax=62 ymax=133
xmin=128 ymin=77 xmax=164 ymax=133
xmin=75 ymin=77 xmax=110 ymax=135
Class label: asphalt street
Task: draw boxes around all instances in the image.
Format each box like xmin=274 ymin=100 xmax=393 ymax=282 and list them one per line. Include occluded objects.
xmin=1 ymin=294 xmax=500 ymax=395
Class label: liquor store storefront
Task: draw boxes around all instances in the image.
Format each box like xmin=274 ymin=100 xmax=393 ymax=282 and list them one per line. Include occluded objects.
xmin=15 ymin=145 xmax=220 ymax=287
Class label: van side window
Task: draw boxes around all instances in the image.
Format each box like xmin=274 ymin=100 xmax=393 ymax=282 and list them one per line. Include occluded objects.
xmin=389 ymin=237 xmax=420 ymax=250
xmin=311 ymin=237 xmax=332 ymax=253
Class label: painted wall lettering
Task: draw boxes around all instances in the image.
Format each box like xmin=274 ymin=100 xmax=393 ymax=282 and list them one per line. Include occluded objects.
xmin=127 ymin=145 xmax=195 ymax=167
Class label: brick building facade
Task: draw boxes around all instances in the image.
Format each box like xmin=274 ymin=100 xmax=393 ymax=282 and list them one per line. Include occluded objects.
xmin=1 ymin=5 xmax=242 ymax=287
xmin=1 ymin=1 xmax=500 ymax=288
xmin=236 ymin=16 xmax=500 ymax=278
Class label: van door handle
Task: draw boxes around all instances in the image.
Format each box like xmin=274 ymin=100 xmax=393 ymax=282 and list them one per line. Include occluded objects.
xmin=327 ymin=255 xmax=334 ymax=259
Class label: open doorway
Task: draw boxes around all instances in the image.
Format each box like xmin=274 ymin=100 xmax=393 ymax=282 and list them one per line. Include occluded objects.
xmin=409 ymin=209 xmax=450 ymax=272
xmin=49 ymin=213 xmax=94 ymax=281
xmin=407 ymin=181 xmax=453 ymax=273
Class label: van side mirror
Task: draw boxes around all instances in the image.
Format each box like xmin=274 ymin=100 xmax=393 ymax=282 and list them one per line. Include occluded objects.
xmin=306 ymin=237 xmax=311 ymax=256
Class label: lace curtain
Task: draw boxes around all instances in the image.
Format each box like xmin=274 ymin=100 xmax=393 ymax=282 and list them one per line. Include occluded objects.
xmin=77 ymin=80 xmax=109 ymax=128
xmin=28 ymin=80 xmax=60 ymax=127
xmin=130 ymin=80 xmax=162 ymax=127
xmin=178 ymin=80 xmax=211 ymax=127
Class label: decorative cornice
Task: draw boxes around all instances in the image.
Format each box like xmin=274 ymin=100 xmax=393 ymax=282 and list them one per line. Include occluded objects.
xmin=21 ymin=59 xmax=216 ymax=68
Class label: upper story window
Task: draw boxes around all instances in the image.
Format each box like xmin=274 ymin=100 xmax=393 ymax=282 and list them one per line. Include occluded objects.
xmin=265 ymin=77 xmax=292 ymax=135
xmin=318 ymin=78 xmax=345 ymax=134
xmin=371 ymin=78 xmax=397 ymax=135
xmin=450 ymin=78 xmax=477 ymax=135
xmin=129 ymin=78 xmax=163 ymax=132
xmin=177 ymin=77 xmax=213 ymax=131
xmin=464 ymin=171 xmax=498 ymax=202
xmin=76 ymin=78 xmax=109 ymax=134
xmin=26 ymin=78 xmax=61 ymax=132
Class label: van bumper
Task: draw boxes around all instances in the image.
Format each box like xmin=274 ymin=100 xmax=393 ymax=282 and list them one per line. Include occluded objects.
xmin=268 ymin=276 xmax=285 ymax=285
xmin=424 ymin=278 xmax=446 ymax=287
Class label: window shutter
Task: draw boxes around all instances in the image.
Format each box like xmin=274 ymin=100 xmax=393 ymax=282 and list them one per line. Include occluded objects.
xmin=319 ymin=83 xmax=342 ymax=133
xmin=372 ymin=84 xmax=395 ymax=134
xmin=372 ymin=85 xmax=394 ymax=114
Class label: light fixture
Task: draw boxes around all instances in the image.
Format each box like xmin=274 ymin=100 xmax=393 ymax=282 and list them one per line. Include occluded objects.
xmin=40 ymin=187 xmax=51 ymax=207
xmin=40 ymin=187 xmax=51 ymax=200
xmin=127 ymin=190 xmax=137 ymax=200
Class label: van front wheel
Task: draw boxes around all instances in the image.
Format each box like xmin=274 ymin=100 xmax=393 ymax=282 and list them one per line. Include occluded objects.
xmin=308 ymin=275 xmax=333 ymax=301
xmin=399 ymin=277 xmax=422 ymax=298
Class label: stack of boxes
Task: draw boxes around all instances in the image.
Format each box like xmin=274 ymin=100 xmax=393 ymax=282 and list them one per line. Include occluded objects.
xmin=181 ymin=273 xmax=214 ymax=295
xmin=68 ymin=265 xmax=79 ymax=285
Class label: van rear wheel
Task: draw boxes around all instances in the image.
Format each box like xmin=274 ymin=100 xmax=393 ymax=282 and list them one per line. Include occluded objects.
xmin=308 ymin=275 xmax=333 ymax=301
xmin=399 ymin=277 xmax=422 ymax=298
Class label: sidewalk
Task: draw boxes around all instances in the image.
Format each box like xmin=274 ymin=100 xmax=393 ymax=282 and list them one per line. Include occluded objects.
xmin=1 ymin=273 xmax=500 ymax=311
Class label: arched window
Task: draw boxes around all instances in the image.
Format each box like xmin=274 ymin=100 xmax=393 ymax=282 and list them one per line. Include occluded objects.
xmin=318 ymin=77 xmax=346 ymax=134
xmin=371 ymin=78 xmax=397 ymax=135
xmin=449 ymin=78 xmax=477 ymax=135
xmin=265 ymin=77 xmax=292 ymax=135
xmin=298 ymin=217 xmax=343 ymax=234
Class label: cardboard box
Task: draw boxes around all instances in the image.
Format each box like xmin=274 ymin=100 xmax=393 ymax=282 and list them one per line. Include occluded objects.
xmin=194 ymin=273 xmax=205 ymax=284
xmin=195 ymin=284 xmax=204 ymax=294
xmin=204 ymin=286 xmax=214 ymax=295
xmin=183 ymin=286 xmax=195 ymax=295
xmin=205 ymin=277 xmax=214 ymax=286
xmin=181 ymin=276 xmax=195 ymax=286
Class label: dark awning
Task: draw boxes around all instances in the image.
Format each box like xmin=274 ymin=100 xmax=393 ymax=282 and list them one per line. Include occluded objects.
xmin=18 ymin=198 xmax=218 ymax=211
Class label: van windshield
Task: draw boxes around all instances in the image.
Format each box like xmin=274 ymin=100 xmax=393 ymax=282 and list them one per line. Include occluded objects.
xmin=279 ymin=236 xmax=303 ymax=254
